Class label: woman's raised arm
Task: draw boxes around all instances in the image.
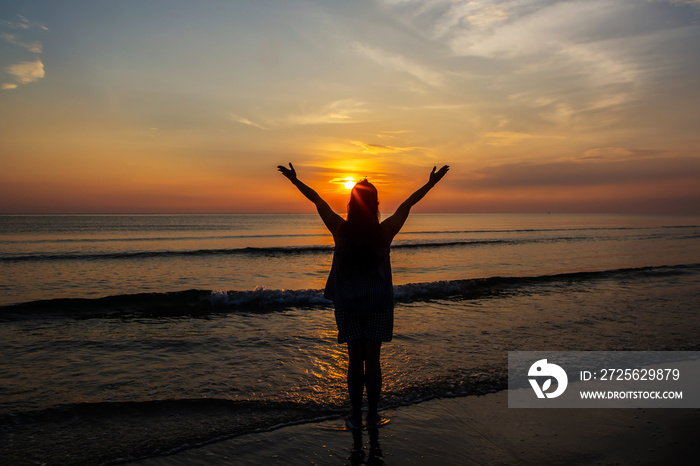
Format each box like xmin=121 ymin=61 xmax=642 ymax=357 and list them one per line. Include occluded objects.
xmin=277 ymin=163 xmax=344 ymax=236
xmin=382 ymin=165 xmax=449 ymax=241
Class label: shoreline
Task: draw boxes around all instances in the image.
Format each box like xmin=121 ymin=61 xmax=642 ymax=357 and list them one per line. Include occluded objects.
xmin=129 ymin=390 xmax=700 ymax=465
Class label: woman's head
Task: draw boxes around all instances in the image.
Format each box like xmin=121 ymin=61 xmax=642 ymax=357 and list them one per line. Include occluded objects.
xmin=347 ymin=179 xmax=379 ymax=224
xmin=343 ymin=179 xmax=384 ymax=270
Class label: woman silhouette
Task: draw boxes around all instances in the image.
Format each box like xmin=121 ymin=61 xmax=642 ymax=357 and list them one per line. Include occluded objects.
xmin=278 ymin=163 xmax=449 ymax=429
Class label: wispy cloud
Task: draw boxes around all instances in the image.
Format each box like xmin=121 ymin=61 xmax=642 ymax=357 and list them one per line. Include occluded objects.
xmin=430 ymin=0 xmax=513 ymax=38
xmin=350 ymin=141 xmax=417 ymax=154
xmin=0 ymin=14 xmax=48 ymax=31
xmin=228 ymin=100 xmax=367 ymax=130
xmin=378 ymin=129 xmax=414 ymax=139
xmin=579 ymin=147 xmax=662 ymax=161
xmin=472 ymin=153 xmax=700 ymax=189
xmin=656 ymin=0 xmax=700 ymax=6
xmin=228 ymin=113 xmax=268 ymax=130
xmin=6 ymin=59 xmax=45 ymax=85
xmin=353 ymin=42 xmax=444 ymax=88
xmin=381 ymin=0 xmax=655 ymax=121
xmin=1 ymin=14 xmax=47 ymax=90
xmin=1 ymin=32 xmax=42 ymax=53
xmin=285 ymin=99 xmax=368 ymax=126
xmin=482 ymin=131 xmax=563 ymax=146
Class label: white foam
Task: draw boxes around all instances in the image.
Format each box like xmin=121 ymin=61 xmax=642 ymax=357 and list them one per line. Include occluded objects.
xmin=209 ymin=286 xmax=332 ymax=308
xmin=393 ymin=279 xmax=478 ymax=300
xmin=209 ymin=279 xmax=482 ymax=309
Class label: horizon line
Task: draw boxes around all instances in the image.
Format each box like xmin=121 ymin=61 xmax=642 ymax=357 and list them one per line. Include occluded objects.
xmin=1 ymin=211 xmax=699 ymax=216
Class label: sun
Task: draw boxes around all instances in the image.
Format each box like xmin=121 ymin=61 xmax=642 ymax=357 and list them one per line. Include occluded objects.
xmin=343 ymin=178 xmax=356 ymax=190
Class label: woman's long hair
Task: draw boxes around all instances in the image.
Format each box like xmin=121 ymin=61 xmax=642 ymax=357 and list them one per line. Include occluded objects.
xmin=346 ymin=179 xmax=380 ymax=224
xmin=342 ymin=179 xmax=385 ymax=272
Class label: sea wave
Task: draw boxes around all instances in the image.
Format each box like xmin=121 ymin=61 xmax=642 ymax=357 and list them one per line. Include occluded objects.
xmin=2 ymin=263 xmax=697 ymax=321
xmin=4 ymin=223 xmax=696 ymax=263
xmin=0 ymin=232 xmax=324 ymax=245
xmin=3 ymin=223 xmax=696 ymax=247
xmin=0 ymin=245 xmax=333 ymax=262
xmin=0 ymin=236 xmax=599 ymax=263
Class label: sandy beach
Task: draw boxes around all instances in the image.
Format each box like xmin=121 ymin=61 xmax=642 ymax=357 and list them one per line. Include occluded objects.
xmin=130 ymin=389 xmax=700 ymax=465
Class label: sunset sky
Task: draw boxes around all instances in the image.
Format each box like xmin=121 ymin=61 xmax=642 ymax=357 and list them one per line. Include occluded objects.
xmin=1 ymin=0 xmax=699 ymax=214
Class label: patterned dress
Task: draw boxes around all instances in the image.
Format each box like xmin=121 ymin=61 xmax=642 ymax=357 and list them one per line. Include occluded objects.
xmin=324 ymin=223 xmax=394 ymax=343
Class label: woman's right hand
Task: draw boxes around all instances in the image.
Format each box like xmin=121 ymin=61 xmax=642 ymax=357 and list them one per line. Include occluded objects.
xmin=429 ymin=165 xmax=450 ymax=185
xmin=277 ymin=163 xmax=297 ymax=182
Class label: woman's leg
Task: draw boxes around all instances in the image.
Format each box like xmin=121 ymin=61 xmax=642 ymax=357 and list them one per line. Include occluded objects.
xmin=364 ymin=340 xmax=382 ymax=426
xmin=346 ymin=340 xmax=366 ymax=425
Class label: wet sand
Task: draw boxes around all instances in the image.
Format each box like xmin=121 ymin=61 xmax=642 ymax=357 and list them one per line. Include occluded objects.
xmin=130 ymin=389 xmax=700 ymax=465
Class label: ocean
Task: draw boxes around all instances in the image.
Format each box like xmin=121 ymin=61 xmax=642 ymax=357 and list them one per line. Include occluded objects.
xmin=1 ymin=213 xmax=699 ymax=465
